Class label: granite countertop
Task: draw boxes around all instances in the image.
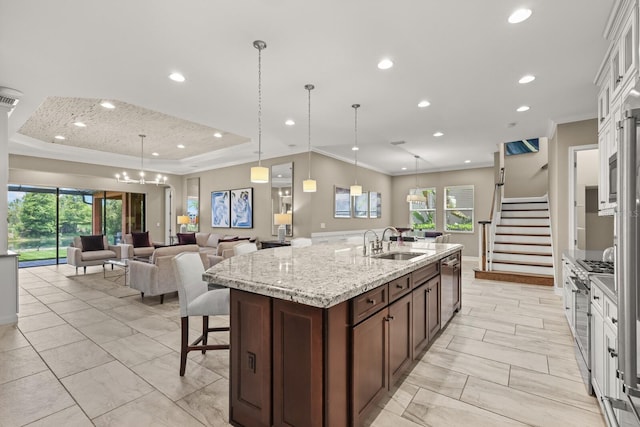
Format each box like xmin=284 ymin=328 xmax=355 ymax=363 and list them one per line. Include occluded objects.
xmin=203 ymin=242 xmax=463 ymax=308
xmin=591 ymin=274 xmax=616 ymax=300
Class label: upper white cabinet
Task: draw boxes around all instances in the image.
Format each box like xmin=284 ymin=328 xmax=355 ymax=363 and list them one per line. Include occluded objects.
xmin=596 ymin=0 xmax=638 ymax=215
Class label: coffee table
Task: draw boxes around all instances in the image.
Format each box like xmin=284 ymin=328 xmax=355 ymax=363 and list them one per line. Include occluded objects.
xmin=103 ymin=258 xmax=130 ymax=285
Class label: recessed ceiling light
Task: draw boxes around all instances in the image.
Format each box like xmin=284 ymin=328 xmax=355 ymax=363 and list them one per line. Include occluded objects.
xmin=213 ymin=132 xmax=222 ymax=138
xmin=433 ymin=131 xmax=444 ymax=137
xmin=277 ymin=174 xmax=283 ymax=178
xmin=54 ymin=135 xmax=65 ymax=140
xmin=401 ymin=167 xmax=407 ymax=170
xmin=418 ymin=100 xmax=431 ymax=108
xmin=377 ymin=59 xmax=394 ymax=70
xmin=177 ymin=144 xmax=185 ymax=148
xmin=516 ymin=105 xmax=530 ymax=112
xmin=507 ymin=122 xmax=517 ymax=128
xmin=285 ymin=119 xmax=295 ymax=126
xmin=100 ymin=101 xmax=115 ymax=109
xmin=352 ymin=146 xmax=359 ymax=151
xmin=152 ymin=152 xmax=159 ymax=156
xmin=73 ymin=121 xmax=86 ymax=127
xmin=518 ymin=75 xmax=536 ymax=84
xmin=464 ymin=160 xmax=471 ymax=164
xmin=508 ymin=8 xmax=532 ymax=24
xmin=169 ymin=72 xmax=185 ymax=82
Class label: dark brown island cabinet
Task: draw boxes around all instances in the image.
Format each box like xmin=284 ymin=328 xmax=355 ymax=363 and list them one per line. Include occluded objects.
xmin=229 ymin=250 xmax=462 ymax=427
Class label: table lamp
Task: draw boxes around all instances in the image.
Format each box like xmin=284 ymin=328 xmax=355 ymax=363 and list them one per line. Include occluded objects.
xmin=274 ymin=213 xmax=292 ymax=243
xmin=177 ymin=215 xmax=190 ymax=233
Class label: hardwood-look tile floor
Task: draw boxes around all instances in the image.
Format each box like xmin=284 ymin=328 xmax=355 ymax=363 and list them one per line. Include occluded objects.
xmin=0 ymin=260 xmax=604 ymax=426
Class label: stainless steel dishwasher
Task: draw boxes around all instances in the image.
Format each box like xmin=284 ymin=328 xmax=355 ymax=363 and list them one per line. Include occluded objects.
xmin=440 ymin=253 xmax=461 ymax=325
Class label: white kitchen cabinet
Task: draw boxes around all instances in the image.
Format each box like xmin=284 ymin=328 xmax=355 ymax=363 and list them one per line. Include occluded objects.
xmin=590 ymin=278 xmax=619 ymax=411
xmin=596 ymin=0 xmax=637 ymax=216
xmin=562 ymin=257 xmax=575 ymax=334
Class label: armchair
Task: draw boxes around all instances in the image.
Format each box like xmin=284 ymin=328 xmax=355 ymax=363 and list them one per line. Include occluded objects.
xmin=67 ymin=235 xmax=121 ymax=274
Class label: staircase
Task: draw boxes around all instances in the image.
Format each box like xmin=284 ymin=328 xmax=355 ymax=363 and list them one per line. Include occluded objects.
xmin=475 ymin=195 xmax=555 ymax=286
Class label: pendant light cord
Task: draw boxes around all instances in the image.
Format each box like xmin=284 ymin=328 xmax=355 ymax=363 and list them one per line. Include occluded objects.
xmin=257 ymin=45 xmax=263 ymax=166
xmin=307 ymin=85 xmax=312 ymax=179
xmin=353 ymin=104 xmax=359 ymax=185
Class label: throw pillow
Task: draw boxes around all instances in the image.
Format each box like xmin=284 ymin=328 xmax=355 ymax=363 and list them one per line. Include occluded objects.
xmin=177 ymin=233 xmax=197 ymax=245
xmin=206 ymin=234 xmax=221 ymax=247
xmin=80 ymin=235 xmax=104 ymax=252
xmin=131 ymin=231 xmax=151 ymax=248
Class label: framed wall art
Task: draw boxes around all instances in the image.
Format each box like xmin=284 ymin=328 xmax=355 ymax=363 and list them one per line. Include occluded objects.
xmin=231 ymin=187 xmax=253 ymax=228
xmin=334 ymin=186 xmax=351 ymax=218
xmin=211 ymin=190 xmax=230 ymax=228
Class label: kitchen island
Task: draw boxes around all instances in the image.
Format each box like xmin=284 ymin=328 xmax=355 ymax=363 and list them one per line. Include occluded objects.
xmin=203 ymin=242 xmax=462 ymax=427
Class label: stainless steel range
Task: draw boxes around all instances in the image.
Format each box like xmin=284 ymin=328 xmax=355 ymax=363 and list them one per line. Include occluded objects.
xmin=568 ymin=260 xmax=593 ymax=395
xmin=577 ymin=259 xmax=615 ymax=275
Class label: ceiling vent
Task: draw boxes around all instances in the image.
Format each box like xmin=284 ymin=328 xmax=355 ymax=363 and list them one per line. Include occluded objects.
xmin=390 ymin=140 xmax=405 ymax=146
xmin=0 ymin=87 xmax=23 ymax=113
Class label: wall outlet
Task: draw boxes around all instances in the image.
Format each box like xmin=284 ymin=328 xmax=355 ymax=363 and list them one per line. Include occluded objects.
xmin=320 ymin=223 xmax=326 ymax=229
xmin=156 ymin=222 xmax=160 ymax=227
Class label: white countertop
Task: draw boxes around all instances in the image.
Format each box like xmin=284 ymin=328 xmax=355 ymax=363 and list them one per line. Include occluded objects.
xmin=203 ymin=242 xmax=463 ymax=308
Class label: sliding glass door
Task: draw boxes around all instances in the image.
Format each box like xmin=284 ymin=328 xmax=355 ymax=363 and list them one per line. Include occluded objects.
xmin=8 ymin=185 xmax=145 ymax=267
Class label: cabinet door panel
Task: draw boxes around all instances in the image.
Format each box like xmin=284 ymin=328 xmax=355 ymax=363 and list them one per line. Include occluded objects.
xmin=352 ymin=308 xmax=388 ymax=427
xmin=412 ymin=283 xmax=428 ymax=359
xmin=230 ymin=290 xmax=272 ymax=427
xmin=389 ymin=294 xmax=412 ymax=385
xmin=427 ymin=276 xmax=441 ymax=341
xmin=273 ymin=300 xmax=323 ymax=427
xmin=604 ymin=322 xmax=619 ymax=400
xmin=591 ymin=306 xmax=604 ymax=396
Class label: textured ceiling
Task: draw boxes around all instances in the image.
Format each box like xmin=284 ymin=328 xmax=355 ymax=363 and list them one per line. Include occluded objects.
xmin=1 ymin=0 xmax=614 ymax=176
xmin=18 ymin=97 xmax=248 ymax=160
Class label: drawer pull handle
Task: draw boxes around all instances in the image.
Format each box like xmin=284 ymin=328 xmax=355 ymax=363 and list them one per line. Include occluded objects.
xmin=396 ymin=284 xmax=405 ymax=289
xmin=593 ymin=295 xmax=600 ymax=300
xmin=385 ymin=315 xmax=395 ymax=321
xmin=367 ymin=298 xmax=376 ymax=305
xmin=611 ymin=318 xmax=618 ymax=324
xmin=609 ymin=347 xmax=618 ymax=358
xmin=565 ymin=306 xmax=570 ymax=310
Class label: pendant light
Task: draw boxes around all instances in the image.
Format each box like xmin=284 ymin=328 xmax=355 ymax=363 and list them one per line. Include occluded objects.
xmin=350 ymin=104 xmax=362 ymax=197
xmin=303 ymin=84 xmax=317 ymax=192
xmin=406 ymin=155 xmax=427 ymax=202
xmin=250 ymin=40 xmax=269 ymax=184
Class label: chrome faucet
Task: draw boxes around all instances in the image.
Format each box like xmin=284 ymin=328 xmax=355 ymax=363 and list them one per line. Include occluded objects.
xmin=381 ymin=226 xmax=399 ymax=251
xmin=363 ymin=229 xmax=380 ymax=256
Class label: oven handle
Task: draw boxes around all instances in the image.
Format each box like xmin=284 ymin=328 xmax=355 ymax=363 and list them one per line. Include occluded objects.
xmin=569 ymin=275 xmax=589 ymax=293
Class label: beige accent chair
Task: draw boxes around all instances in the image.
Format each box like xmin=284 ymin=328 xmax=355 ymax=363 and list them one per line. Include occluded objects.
xmin=128 ymin=244 xmax=206 ymax=303
xmin=173 ymin=252 xmax=229 ymax=376
xmin=206 ymin=240 xmax=257 ymax=267
xmin=67 ymin=236 xmax=122 ymax=274
xmin=123 ymin=233 xmax=156 ymax=259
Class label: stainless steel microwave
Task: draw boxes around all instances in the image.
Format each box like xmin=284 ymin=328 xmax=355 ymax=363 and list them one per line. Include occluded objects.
xmin=609 ymin=152 xmax=617 ymax=202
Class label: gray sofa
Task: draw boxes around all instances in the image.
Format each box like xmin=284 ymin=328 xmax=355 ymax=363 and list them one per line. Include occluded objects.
xmin=67 ymin=236 xmax=122 ymax=274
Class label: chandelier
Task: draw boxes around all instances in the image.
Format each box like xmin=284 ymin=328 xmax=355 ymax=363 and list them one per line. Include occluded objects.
xmin=115 ymin=134 xmax=167 ymax=185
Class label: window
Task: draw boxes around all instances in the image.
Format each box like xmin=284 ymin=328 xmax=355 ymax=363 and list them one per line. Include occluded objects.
xmin=409 ymin=188 xmax=436 ymax=230
xmin=444 ymin=185 xmax=474 ymax=232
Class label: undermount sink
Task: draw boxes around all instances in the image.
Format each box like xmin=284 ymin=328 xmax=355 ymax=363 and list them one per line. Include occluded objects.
xmin=372 ymin=252 xmax=426 ymax=261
